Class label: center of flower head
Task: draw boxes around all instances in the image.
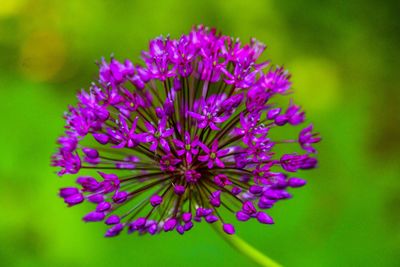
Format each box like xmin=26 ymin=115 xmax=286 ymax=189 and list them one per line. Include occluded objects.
xmin=53 ymin=25 xmax=321 ymax=238
xmin=184 ymin=169 xmax=201 ymax=183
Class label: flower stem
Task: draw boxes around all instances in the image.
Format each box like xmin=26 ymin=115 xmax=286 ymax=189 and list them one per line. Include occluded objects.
xmin=213 ymin=225 xmax=283 ymax=267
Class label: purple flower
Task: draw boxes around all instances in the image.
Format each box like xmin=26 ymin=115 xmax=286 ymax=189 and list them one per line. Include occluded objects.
xmin=198 ymin=140 xmax=229 ymax=168
xmin=281 ymin=154 xmax=317 ymax=172
xmin=209 ymin=190 xmax=221 ymax=207
xmin=234 ymin=113 xmax=269 ymax=144
xmin=159 ymin=154 xmax=181 ymax=172
xmin=182 ymin=212 xmax=192 ymax=222
xmin=99 ymin=57 xmax=135 ymax=86
xmin=167 ymin=35 xmax=196 ymax=77
xmin=258 ymin=67 xmax=291 ymax=95
xmin=223 ymin=223 xmax=235 ymax=235
xmin=77 ymin=89 xmax=110 ymax=122
xmin=231 ymin=187 xmax=242 ymax=195
xmin=142 ymin=37 xmax=176 ymax=81
xmin=173 ymin=132 xmax=200 ymax=164
xmin=83 ymin=211 xmax=105 ymax=222
xmin=82 ymin=147 xmax=99 ymax=159
xmin=184 ymin=221 xmax=194 ymax=231
xmin=52 ymin=26 xmax=321 ymax=237
xmin=213 ymin=174 xmax=232 ymax=187
xmin=96 ymin=202 xmax=112 ymax=212
xmin=112 ymin=191 xmax=128 ymax=203
xmin=51 ymin=149 xmax=81 ymax=175
xmin=221 ymin=62 xmax=261 ymax=89
xmin=63 ymin=193 xmax=84 ymax=207
xmin=184 ymin=170 xmax=201 ymax=183
xmin=150 ymin=195 xmax=163 ymax=207
xmin=176 ymin=224 xmax=185 ymax=235
xmin=164 ymin=218 xmax=177 ymax=232
xmin=246 ymin=86 xmax=270 ymax=113
xmin=105 ymin=223 xmax=124 ymax=237
xmin=108 ymin=115 xmax=142 ymax=148
xmin=236 ymin=211 xmax=251 ymax=221
xmin=242 ymin=201 xmax=257 ymax=216
xmin=141 ymin=118 xmax=174 ymax=151
xmin=288 ymin=177 xmax=307 ymax=188
xmin=57 ymin=134 xmax=78 ymax=152
xmin=76 ymin=176 xmax=101 ymax=192
xmin=105 ymin=215 xmax=120 ymax=225
xmin=299 ymin=124 xmax=321 ymax=153
xmin=256 ymin=212 xmax=274 ymax=224
xmin=245 ymin=137 xmax=274 ymax=162
xmin=275 ymin=101 xmax=305 ymax=126
xmin=188 ymin=100 xmax=229 ymax=131
xmin=205 ymin=214 xmax=219 ymax=223
xmin=59 ymin=187 xmax=79 ymax=198
xmin=174 ymin=185 xmax=186 ymax=195
xmin=253 ymin=163 xmax=274 ymax=184
xmin=129 ymin=218 xmax=147 ymax=232
xmin=258 ymin=196 xmax=275 ymax=209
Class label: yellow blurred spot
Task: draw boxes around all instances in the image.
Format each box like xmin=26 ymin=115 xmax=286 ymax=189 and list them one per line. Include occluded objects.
xmin=0 ymin=0 xmax=25 ymax=17
xmin=290 ymin=57 xmax=340 ymax=111
xmin=19 ymin=31 xmax=66 ymax=82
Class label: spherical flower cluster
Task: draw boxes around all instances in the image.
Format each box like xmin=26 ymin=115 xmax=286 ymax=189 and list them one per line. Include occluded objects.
xmin=52 ymin=25 xmax=321 ymax=237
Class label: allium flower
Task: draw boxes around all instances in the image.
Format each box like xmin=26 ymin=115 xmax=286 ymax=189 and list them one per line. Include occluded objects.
xmin=52 ymin=25 xmax=321 ymax=237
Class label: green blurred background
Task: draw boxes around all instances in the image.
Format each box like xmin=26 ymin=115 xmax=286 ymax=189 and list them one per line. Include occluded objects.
xmin=1 ymin=0 xmax=399 ymax=266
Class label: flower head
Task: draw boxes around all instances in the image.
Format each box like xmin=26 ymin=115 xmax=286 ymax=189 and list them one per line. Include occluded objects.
xmin=52 ymin=25 xmax=321 ymax=237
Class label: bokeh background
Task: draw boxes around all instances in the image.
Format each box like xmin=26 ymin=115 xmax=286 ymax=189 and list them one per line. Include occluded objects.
xmin=1 ymin=0 xmax=399 ymax=266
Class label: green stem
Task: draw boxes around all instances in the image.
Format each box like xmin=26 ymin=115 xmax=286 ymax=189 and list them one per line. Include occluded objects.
xmin=213 ymin=224 xmax=283 ymax=267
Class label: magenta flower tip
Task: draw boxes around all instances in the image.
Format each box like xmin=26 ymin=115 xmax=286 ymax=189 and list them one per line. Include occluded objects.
xmin=223 ymin=223 xmax=236 ymax=235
